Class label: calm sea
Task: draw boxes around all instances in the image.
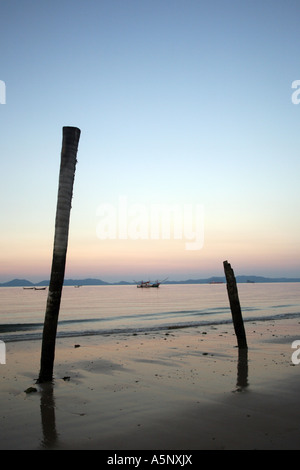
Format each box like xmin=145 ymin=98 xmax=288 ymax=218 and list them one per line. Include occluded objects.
xmin=0 ymin=283 xmax=300 ymax=342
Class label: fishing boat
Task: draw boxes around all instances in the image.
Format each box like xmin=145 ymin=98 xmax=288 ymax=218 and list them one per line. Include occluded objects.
xmin=23 ymin=286 xmax=47 ymax=290
xmin=135 ymin=278 xmax=168 ymax=288
xmin=137 ymin=281 xmax=159 ymax=288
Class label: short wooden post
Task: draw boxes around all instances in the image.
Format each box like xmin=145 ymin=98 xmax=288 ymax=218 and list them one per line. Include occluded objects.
xmin=223 ymin=260 xmax=248 ymax=349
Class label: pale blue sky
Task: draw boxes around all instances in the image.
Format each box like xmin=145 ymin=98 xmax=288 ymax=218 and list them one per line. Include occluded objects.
xmin=1 ymin=0 xmax=300 ymax=282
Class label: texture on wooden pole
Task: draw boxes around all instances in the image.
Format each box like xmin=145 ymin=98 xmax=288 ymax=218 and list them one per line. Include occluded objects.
xmin=223 ymin=260 xmax=248 ymax=349
xmin=38 ymin=127 xmax=81 ymax=383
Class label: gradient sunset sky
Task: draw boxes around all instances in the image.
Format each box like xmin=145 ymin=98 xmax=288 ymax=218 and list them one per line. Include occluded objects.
xmin=1 ymin=0 xmax=300 ymax=282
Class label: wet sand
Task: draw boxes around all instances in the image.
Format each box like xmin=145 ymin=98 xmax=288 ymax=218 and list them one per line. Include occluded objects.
xmin=1 ymin=318 xmax=300 ymax=450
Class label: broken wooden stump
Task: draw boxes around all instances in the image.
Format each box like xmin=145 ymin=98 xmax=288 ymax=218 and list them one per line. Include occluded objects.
xmin=223 ymin=260 xmax=248 ymax=350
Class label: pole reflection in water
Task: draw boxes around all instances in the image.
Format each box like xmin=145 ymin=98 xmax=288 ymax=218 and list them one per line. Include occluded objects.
xmin=39 ymin=383 xmax=59 ymax=448
xmin=236 ymin=348 xmax=249 ymax=391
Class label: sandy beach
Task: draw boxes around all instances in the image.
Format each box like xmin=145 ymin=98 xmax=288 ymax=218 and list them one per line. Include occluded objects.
xmin=1 ymin=318 xmax=300 ymax=450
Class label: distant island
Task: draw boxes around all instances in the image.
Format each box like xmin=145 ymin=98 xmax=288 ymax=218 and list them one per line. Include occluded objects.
xmin=0 ymin=275 xmax=300 ymax=287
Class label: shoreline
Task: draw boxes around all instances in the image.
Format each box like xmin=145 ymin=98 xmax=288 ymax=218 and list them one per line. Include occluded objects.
xmin=1 ymin=318 xmax=300 ymax=449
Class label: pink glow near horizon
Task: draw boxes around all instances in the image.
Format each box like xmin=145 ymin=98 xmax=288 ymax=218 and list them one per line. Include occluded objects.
xmin=1 ymin=235 xmax=299 ymax=283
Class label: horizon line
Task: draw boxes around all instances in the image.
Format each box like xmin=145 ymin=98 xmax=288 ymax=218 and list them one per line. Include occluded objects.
xmin=1 ymin=274 xmax=300 ymax=287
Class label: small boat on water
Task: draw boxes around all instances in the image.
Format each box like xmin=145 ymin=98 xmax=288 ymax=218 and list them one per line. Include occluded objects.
xmin=135 ymin=278 xmax=168 ymax=288
xmin=137 ymin=281 xmax=160 ymax=288
xmin=23 ymin=286 xmax=47 ymax=290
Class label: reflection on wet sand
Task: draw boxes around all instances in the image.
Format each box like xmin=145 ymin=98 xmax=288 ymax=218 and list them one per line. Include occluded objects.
xmin=39 ymin=383 xmax=59 ymax=449
xmin=38 ymin=344 xmax=250 ymax=449
xmin=236 ymin=348 xmax=249 ymax=391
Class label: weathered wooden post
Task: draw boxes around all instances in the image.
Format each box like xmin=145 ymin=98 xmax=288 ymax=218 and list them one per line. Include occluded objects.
xmin=223 ymin=260 xmax=248 ymax=349
xmin=38 ymin=127 xmax=81 ymax=383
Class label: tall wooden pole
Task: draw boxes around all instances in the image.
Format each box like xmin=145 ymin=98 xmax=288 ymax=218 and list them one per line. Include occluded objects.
xmin=223 ymin=260 xmax=248 ymax=350
xmin=38 ymin=127 xmax=81 ymax=383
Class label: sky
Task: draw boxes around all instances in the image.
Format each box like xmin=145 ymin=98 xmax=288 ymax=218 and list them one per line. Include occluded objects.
xmin=1 ymin=0 xmax=300 ymax=282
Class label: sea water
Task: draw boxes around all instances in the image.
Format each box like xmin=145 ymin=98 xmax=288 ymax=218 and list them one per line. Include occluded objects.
xmin=0 ymin=283 xmax=300 ymax=342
